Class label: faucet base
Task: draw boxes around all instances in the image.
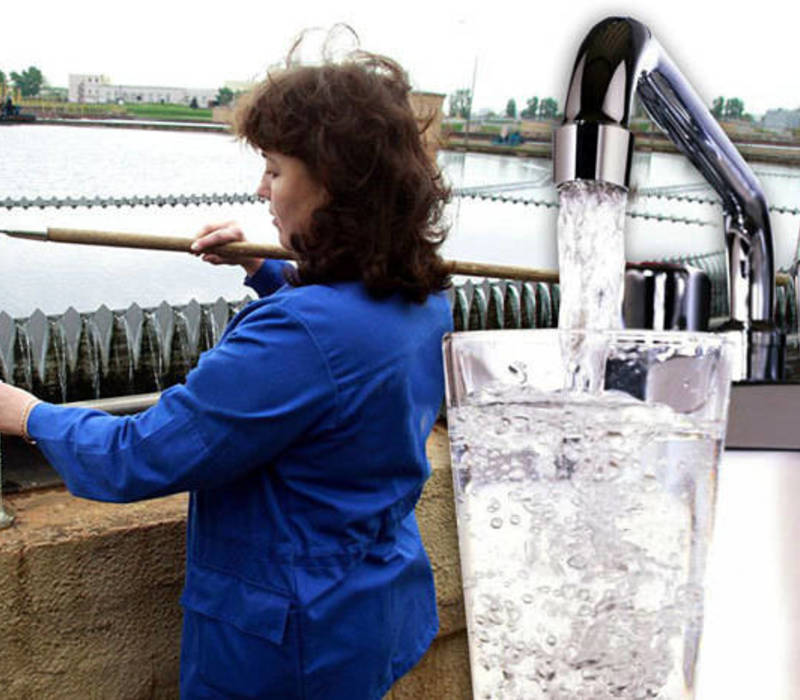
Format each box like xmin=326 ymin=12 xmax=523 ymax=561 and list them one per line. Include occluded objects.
xmin=749 ymin=325 xmax=785 ymax=382
xmin=716 ymin=323 xmax=785 ymax=382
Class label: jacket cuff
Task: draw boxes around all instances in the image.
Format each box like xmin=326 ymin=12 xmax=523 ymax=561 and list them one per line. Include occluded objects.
xmin=244 ymin=260 xmax=290 ymax=298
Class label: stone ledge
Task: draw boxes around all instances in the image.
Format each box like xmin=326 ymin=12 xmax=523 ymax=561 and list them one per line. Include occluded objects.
xmin=0 ymin=421 xmax=470 ymax=698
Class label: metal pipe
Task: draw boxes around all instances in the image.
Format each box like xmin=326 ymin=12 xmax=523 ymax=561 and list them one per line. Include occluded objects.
xmin=552 ymin=16 xmax=782 ymax=380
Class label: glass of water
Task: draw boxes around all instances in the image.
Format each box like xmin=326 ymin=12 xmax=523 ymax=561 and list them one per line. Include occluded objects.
xmin=443 ymin=329 xmax=733 ymax=699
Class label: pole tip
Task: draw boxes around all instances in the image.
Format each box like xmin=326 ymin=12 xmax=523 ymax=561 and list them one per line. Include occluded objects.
xmin=0 ymin=229 xmax=47 ymax=240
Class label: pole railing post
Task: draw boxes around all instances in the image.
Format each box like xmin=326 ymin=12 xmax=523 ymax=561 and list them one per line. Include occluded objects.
xmin=0 ymin=436 xmax=14 ymax=529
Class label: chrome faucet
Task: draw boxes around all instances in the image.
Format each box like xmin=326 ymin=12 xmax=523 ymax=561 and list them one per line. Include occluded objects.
xmin=552 ymin=16 xmax=782 ymax=381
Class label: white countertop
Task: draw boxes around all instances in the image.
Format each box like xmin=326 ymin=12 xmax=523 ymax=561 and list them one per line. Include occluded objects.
xmin=696 ymin=449 xmax=800 ymax=699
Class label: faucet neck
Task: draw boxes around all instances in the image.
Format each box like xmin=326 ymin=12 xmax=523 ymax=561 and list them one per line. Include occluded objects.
xmin=552 ymin=16 xmax=778 ymax=380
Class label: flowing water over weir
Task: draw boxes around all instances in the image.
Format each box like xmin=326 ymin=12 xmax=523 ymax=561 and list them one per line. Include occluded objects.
xmin=1 ymin=274 xmax=797 ymax=406
xmin=0 ymin=297 xmax=245 ymax=403
xmin=0 ymin=280 xmax=563 ymax=405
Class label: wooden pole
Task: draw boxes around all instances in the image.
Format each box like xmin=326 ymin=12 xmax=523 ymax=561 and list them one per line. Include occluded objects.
xmin=42 ymin=227 xmax=560 ymax=284
xmin=47 ymin=227 xmax=286 ymax=260
xmin=6 ymin=226 xmax=792 ymax=288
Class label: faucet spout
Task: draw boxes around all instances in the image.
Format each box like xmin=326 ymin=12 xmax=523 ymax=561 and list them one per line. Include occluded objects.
xmin=553 ymin=16 xmax=781 ymax=381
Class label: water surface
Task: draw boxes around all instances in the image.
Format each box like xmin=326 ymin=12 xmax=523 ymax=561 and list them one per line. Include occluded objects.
xmin=1 ymin=125 xmax=799 ymax=317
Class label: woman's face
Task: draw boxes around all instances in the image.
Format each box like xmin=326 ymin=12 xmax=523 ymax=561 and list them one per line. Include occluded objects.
xmin=257 ymin=152 xmax=328 ymax=250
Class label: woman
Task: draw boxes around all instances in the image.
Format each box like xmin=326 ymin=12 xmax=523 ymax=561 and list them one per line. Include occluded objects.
xmin=0 ymin=50 xmax=452 ymax=698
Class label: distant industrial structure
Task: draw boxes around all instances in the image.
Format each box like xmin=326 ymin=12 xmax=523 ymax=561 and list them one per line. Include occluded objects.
xmin=68 ymin=74 xmax=217 ymax=106
xmin=762 ymin=108 xmax=800 ymax=132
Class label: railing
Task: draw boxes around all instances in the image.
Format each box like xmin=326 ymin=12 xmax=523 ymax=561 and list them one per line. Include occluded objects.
xmin=0 ymin=190 xmax=730 ymax=226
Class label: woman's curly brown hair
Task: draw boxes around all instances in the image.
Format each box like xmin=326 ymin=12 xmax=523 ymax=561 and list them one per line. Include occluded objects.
xmin=234 ymin=50 xmax=451 ymax=302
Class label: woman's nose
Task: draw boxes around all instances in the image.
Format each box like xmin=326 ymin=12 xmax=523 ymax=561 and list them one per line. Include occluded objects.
xmin=256 ymin=174 xmax=270 ymax=199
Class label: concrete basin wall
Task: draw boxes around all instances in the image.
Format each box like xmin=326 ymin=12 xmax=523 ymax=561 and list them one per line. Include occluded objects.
xmin=0 ymin=423 xmax=471 ymax=699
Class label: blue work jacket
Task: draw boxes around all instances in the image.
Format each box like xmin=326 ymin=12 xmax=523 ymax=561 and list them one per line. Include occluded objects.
xmin=28 ymin=260 xmax=453 ymax=699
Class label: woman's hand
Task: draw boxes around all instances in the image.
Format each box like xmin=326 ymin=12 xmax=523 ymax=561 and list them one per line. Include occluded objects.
xmin=0 ymin=381 xmax=40 ymax=440
xmin=191 ymin=221 xmax=264 ymax=278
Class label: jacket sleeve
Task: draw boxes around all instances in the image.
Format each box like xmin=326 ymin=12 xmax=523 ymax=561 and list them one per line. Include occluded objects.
xmin=244 ymin=259 xmax=292 ymax=298
xmin=26 ymin=301 xmax=338 ymax=503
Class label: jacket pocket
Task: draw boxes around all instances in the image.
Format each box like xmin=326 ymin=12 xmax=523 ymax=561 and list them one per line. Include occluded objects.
xmin=180 ymin=564 xmax=300 ymax=698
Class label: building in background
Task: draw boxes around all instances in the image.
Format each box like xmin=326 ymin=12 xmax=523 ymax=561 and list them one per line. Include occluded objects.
xmin=762 ymin=108 xmax=800 ymax=132
xmin=408 ymin=92 xmax=445 ymax=161
xmin=68 ymin=74 xmax=216 ymax=107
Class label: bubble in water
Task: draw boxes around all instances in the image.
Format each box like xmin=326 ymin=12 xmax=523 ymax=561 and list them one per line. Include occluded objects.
xmin=490 ymin=517 xmax=503 ymax=529
xmin=567 ymin=554 xmax=588 ymax=569
xmin=505 ymin=600 xmax=522 ymax=627
xmin=537 ymin=659 xmax=556 ymax=681
xmin=507 ymin=361 xmax=528 ymax=384
xmin=510 ymin=514 xmax=521 ymax=525
xmin=513 ymin=415 xmax=530 ymax=431
xmin=524 ymin=539 xmax=538 ymax=565
xmin=509 ymin=466 xmax=527 ymax=481
xmin=495 ymin=417 xmax=512 ymax=435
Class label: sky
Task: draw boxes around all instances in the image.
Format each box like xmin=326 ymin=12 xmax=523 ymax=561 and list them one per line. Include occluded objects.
xmin=3 ymin=0 xmax=798 ymax=118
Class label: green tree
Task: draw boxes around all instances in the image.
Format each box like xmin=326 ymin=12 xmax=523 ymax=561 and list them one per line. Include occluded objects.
xmin=448 ymin=88 xmax=472 ymax=119
xmin=216 ymin=87 xmax=234 ymax=106
xmin=505 ymin=98 xmax=517 ymax=119
xmin=723 ymin=97 xmax=745 ymax=120
xmin=520 ymin=96 xmax=539 ymax=119
xmin=0 ymin=70 xmax=6 ymax=92
xmin=711 ymin=96 xmax=724 ymax=118
xmin=539 ymin=97 xmax=559 ymax=119
xmin=10 ymin=66 xmax=44 ymax=97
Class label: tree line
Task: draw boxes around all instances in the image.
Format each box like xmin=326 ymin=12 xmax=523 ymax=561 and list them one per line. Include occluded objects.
xmin=0 ymin=64 xmax=238 ymax=107
xmin=512 ymin=96 xmax=559 ymax=120
xmin=0 ymin=66 xmax=46 ymax=97
xmin=710 ymin=96 xmax=750 ymax=121
xmin=449 ymin=90 xmax=561 ymax=120
xmin=450 ymin=87 xmax=756 ymax=124
xmin=2 ymin=67 xmax=754 ymax=121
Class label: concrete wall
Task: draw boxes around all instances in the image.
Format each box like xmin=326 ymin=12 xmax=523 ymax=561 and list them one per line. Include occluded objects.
xmin=0 ymin=422 xmax=471 ymax=699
